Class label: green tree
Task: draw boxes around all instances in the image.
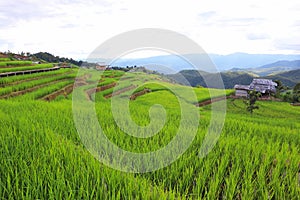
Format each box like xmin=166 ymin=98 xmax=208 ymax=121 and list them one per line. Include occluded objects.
xmin=292 ymin=83 xmax=300 ymax=103
xmin=283 ymin=91 xmax=293 ymax=102
xmin=293 ymin=82 xmax=300 ymax=94
xmin=244 ymin=90 xmax=261 ymax=114
xmin=274 ymin=80 xmax=283 ymax=90
xmin=274 ymin=80 xmax=284 ymax=98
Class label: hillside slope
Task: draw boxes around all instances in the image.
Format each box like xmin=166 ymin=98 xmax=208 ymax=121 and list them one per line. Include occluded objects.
xmin=167 ymin=69 xmax=300 ymax=89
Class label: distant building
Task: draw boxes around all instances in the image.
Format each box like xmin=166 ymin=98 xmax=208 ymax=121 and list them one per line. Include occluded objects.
xmin=95 ymin=63 xmax=109 ymax=71
xmin=249 ymin=79 xmax=277 ymax=93
xmin=234 ymin=79 xmax=277 ymax=97
xmin=57 ymin=62 xmax=72 ymax=68
xmin=13 ymin=54 xmax=28 ymax=60
xmin=96 ymin=65 xmax=107 ymax=71
xmin=0 ymin=52 xmax=7 ymax=58
xmin=234 ymin=84 xmax=250 ymax=97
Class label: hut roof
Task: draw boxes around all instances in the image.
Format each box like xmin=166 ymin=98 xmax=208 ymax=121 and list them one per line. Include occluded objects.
xmin=249 ymin=79 xmax=277 ymax=93
xmin=234 ymin=79 xmax=277 ymax=94
xmin=251 ymin=79 xmax=277 ymax=86
xmin=234 ymin=84 xmax=250 ymax=90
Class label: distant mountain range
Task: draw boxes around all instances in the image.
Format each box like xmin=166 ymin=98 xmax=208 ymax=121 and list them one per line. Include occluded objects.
xmin=167 ymin=69 xmax=300 ymax=89
xmin=229 ymin=60 xmax=300 ymax=76
xmin=93 ymin=52 xmax=300 ymax=89
xmin=109 ymin=52 xmax=300 ymax=72
xmin=209 ymin=53 xmax=300 ymax=71
xmin=33 ymin=51 xmax=299 ymax=89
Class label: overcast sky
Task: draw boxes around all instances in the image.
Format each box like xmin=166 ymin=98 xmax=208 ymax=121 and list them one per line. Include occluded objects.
xmin=0 ymin=0 xmax=299 ymax=59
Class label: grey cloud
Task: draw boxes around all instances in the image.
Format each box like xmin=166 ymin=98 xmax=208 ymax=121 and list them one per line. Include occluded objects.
xmin=247 ymin=33 xmax=270 ymax=40
xmin=218 ymin=17 xmax=264 ymax=26
xmin=0 ymin=1 xmax=58 ymax=27
xmin=293 ymin=20 xmax=300 ymax=27
xmin=198 ymin=11 xmax=216 ymax=19
xmin=59 ymin=24 xmax=78 ymax=29
xmin=0 ymin=0 xmax=112 ymax=28
xmin=275 ymin=43 xmax=300 ymax=51
xmin=274 ymin=40 xmax=300 ymax=51
xmin=0 ymin=39 xmax=14 ymax=50
xmin=200 ymin=16 xmax=265 ymax=27
xmin=60 ymin=0 xmax=112 ymax=7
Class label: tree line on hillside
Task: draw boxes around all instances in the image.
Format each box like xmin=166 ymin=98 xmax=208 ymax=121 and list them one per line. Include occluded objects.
xmin=33 ymin=52 xmax=83 ymax=66
xmin=275 ymin=81 xmax=300 ymax=103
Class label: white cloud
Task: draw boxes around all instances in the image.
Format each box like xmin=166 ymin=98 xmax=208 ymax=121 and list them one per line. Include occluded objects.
xmin=0 ymin=0 xmax=299 ymax=58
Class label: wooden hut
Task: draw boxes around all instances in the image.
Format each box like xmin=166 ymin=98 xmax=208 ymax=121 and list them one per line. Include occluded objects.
xmin=249 ymin=79 xmax=277 ymax=94
xmin=234 ymin=84 xmax=250 ymax=97
xmin=234 ymin=79 xmax=277 ymax=97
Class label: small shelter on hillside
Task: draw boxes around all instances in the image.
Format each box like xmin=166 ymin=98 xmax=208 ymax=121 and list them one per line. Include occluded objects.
xmin=96 ymin=65 xmax=108 ymax=71
xmin=234 ymin=79 xmax=277 ymax=98
xmin=13 ymin=54 xmax=28 ymax=60
xmin=96 ymin=62 xmax=109 ymax=71
xmin=57 ymin=62 xmax=71 ymax=68
xmin=234 ymin=84 xmax=250 ymax=97
xmin=0 ymin=52 xmax=7 ymax=58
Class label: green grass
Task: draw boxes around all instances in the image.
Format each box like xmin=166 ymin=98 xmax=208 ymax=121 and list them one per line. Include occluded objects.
xmin=14 ymin=80 xmax=75 ymax=100
xmin=108 ymin=80 xmax=234 ymax=104
xmin=0 ymin=72 xmax=77 ymax=97
xmin=101 ymin=70 xmax=125 ymax=78
xmin=0 ymin=60 xmax=33 ymax=67
xmin=0 ymin=68 xmax=76 ymax=86
xmin=0 ymin=64 xmax=53 ymax=73
xmin=0 ymin=58 xmax=11 ymax=62
xmin=0 ymin=70 xmax=299 ymax=199
xmin=0 ymin=100 xmax=175 ymax=199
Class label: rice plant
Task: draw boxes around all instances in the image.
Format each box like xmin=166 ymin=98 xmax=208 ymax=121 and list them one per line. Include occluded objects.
xmin=0 ymin=70 xmax=299 ymax=199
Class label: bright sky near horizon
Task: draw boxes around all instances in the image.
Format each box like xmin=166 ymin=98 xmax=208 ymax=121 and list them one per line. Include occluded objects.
xmin=0 ymin=0 xmax=299 ymax=59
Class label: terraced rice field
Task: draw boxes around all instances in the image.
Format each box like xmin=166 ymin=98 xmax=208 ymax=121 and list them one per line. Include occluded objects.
xmin=0 ymin=63 xmax=299 ymax=199
xmin=0 ymin=63 xmax=53 ymax=73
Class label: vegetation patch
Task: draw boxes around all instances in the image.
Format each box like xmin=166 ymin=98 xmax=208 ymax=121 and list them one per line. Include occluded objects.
xmin=0 ymin=65 xmax=299 ymax=199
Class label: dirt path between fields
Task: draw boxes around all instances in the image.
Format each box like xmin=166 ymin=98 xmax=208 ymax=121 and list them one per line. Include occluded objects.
xmin=130 ymin=88 xmax=152 ymax=100
xmin=40 ymin=74 xmax=91 ymax=101
xmin=195 ymin=96 xmax=231 ymax=107
xmin=41 ymin=83 xmax=74 ymax=101
xmin=104 ymin=85 xmax=137 ymax=99
xmin=85 ymin=82 xmax=117 ymax=101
